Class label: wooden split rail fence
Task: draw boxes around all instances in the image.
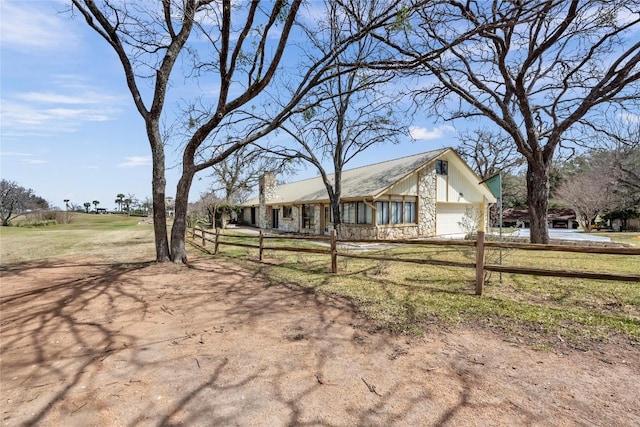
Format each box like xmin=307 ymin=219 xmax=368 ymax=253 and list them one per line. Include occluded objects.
xmin=190 ymin=227 xmax=640 ymax=296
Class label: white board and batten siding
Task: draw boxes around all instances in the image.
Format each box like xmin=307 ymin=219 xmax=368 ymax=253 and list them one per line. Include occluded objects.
xmin=385 ymin=174 xmax=418 ymax=196
xmin=435 ymin=156 xmax=485 ymax=236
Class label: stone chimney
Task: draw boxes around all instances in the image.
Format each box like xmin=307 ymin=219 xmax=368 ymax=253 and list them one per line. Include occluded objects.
xmin=258 ymin=172 xmax=276 ymax=228
xmin=259 ymin=172 xmax=276 ymax=204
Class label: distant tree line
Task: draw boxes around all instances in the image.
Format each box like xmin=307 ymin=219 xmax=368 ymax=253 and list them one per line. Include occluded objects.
xmin=0 ymin=179 xmax=49 ymax=226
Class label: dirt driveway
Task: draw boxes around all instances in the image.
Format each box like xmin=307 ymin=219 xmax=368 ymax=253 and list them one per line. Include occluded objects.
xmin=1 ymin=257 xmax=638 ymax=426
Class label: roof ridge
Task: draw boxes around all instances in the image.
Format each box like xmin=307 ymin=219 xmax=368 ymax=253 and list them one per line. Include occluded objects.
xmin=341 ymin=147 xmax=449 ymax=174
xmin=275 ymin=147 xmax=449 ymax=186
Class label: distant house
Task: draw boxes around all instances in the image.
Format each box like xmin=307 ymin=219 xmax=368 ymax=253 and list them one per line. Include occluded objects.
xmin=241 ymin=148 xmax=497 ymax=239
xmin=502 ymin=208 xmax=579 ymax=229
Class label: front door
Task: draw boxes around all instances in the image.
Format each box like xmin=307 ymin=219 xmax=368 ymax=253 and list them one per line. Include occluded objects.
xmin=272 ymin=209 xmax=279 ymax=229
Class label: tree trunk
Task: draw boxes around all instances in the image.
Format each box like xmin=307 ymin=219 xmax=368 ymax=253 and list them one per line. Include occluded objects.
xmin=170 ymin=171 xmax=194 ymax=264
xmin=331 ymin=195 xmax=341 ymax=236
xmin=331 ymin=169 xmax=342 ymax=237
xmin=526 ymin=161 xmax=550 ymax=244
xmin=149 ymin=127 xmax=170 ymax=262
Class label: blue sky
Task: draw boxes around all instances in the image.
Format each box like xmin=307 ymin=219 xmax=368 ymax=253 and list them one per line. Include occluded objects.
xmin=0 ymin=1 xmax=462 ymax=210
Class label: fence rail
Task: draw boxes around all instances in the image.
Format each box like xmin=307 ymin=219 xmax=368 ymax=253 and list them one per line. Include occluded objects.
xmin=190 ymin=227 xmax=640 ymax=295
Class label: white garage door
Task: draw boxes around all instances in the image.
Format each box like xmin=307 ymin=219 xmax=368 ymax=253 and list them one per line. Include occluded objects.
xmin=436 ymin=204 xmax=469 ymax=236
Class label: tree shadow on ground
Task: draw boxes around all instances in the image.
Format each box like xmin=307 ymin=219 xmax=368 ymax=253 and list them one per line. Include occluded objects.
xmin=1 ymin=257 xmax=572 ymax=425
xmin=1 ymin=259 xmax=151 ymax=425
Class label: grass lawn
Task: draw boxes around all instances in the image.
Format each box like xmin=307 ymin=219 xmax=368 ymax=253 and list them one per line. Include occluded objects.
xmin=207 ymin=229 xmax=640 ymax=347
xmin=2 ymin=216 xmax=638 ymax=349
xmin=0 ymin=213 xmax=156 ymax=263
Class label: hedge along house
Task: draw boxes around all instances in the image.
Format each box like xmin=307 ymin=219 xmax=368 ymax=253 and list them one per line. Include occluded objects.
xmin=242 ymin=148 xmax=497 ymax=239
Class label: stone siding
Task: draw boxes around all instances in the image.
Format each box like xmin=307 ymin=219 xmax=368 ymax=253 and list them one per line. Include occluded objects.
xmin=418 ymin=165 xmax=437 ymax=236
xmin=258 ymin=173 xmax=276 ymax=229
xmin=337 ymin=224 xmax=420 ymax=240
xmin=277 ymin=206 xmax=300 ymax=232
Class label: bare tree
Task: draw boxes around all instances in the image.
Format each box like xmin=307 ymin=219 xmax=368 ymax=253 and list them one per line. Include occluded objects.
xmin=604 ymin=125 xmax=640 ymax=198
xmin=206 ymin=144 xmax=296 ymax=204
xmin=378 ymin=0 xmax=640 ymax=243
xmin=71 ymin=0 xmax=414 ymax=263
xmin=253 ymin=2 xmax=407 ymax=234
xmin=0 ymin=180 xmax=49 ymax=226
xmin=555 ymin=169 xmax=615 ymax=231
xmin=168 ymin=1 xmax=426 ymax=262
xmin=70 ymin=0 xmax=303 ymax=262
xmin=456 ymin=129 xmax=524 ymax=180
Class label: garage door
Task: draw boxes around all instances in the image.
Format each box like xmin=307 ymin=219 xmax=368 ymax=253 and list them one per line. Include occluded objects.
xmin=436 ymin=204 xmax=469 ymax=236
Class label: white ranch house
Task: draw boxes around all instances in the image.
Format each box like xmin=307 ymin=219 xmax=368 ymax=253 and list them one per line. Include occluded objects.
xmin=241 ymin=148 xmax=496 ymax=239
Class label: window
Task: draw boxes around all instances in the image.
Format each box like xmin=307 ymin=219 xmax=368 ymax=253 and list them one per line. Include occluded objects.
xmin=436 ymin=160 xmax=448 ymax=175
xmin=404 ymin=202 xmax=416 ymax=223
xmin=357 ymin=202 xmax=372 ymax=224
xmin=302 ymin=204 xmax=315 ymax=229
xmin=391 ymin=202 xmax=403 ymax=224
xmin=341 ymin=202 xmax=372 ymax=224
xmin=282 ymin=206 xmax=292 ymax=218
xmin=376 ymin=201 xmax=389 ymax=224
xmin=341 ymin=202 xmax=357 ymax=224
xmin=376 ymin=199 xmax=417 ymax=225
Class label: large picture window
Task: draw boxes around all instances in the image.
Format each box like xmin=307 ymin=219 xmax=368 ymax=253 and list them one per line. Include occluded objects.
xmin=302 ymin=204 xmax=315 ymax=229
xmin=357 ymin=202 xmax=372 ymax=224
xmin=341 ymin=202 xmax=372 ymax=224
xmin=376 ymin=201 xmax=389 ymax=224
xmin=376 ymin=199 xmax=417 ymax=225
xmin=404 ymin=202 xmax=416 ymax=223
xmin=342 ymin=202 xmax=356 ymax=224
xmin=391 ymin=202 xmax=403 ymax=224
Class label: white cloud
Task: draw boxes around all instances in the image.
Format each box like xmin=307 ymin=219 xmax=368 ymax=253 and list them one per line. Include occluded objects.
xmin=17 ymin=91 xmax=121 ymax=105
xmin=1 ymin=77 xmax=125 ymax=136
xmin=0 ymin=0 xmax=77 ymax=51
xmin=409 ymin=125 xmax=456 ymax=141
xmin=0 ymin=101 xmax=117 ymax=134
xmin=0 ymin=151 xmax=34 ymax=157
xmin=0 ymin=151 xmax=46 ymax=165
xmin=117 ymin=156 xmax=152 ymax=168
xmin=22 ymin=159 xmax=47 ymax=165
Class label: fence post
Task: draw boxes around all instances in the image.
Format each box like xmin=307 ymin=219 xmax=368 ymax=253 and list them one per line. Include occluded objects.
xmin=259 ymin=230 xmax=264 ymax=261
xmin=331 ymin=229 xmax=338 ymax=274
xmin=475 ymin=231 xmax=485 ymax=295
xmin=214 ymin=228 xmax=220 ymax=254
xmin=192 ymin=226 xmax=196 ymax=239
xmin=201 ymin=227 xmax=206 ymax=246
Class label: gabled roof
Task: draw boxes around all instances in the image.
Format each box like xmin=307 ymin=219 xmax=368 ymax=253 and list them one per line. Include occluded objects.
xmin=244 ymin=148 xmax=449 ymax=206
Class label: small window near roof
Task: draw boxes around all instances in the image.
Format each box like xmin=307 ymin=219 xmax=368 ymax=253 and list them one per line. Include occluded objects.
xmin=282 ymin=206 xmax=292 ymax=218
xmin=436 ymin=160 xmax=448 ymax=175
